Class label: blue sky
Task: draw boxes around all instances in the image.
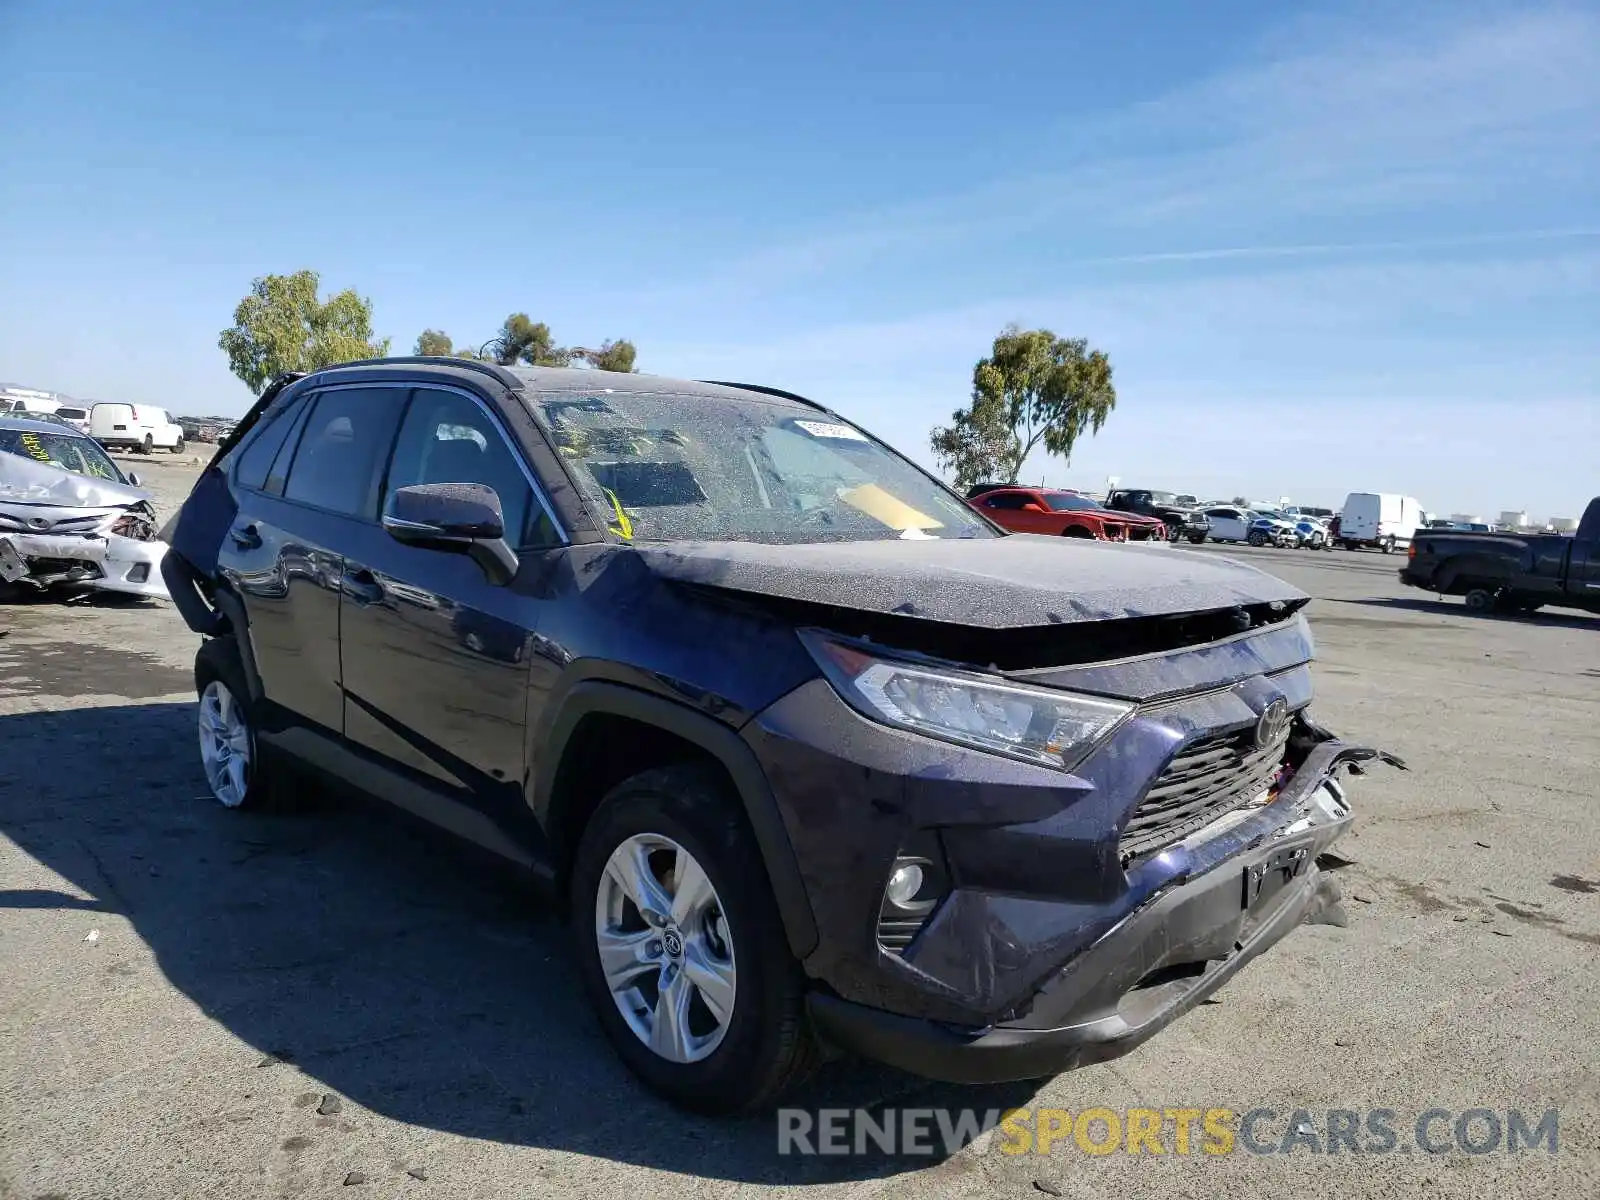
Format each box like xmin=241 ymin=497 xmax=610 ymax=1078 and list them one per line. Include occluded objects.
xmin=2 ymin=0 xmax=1595 ymax=519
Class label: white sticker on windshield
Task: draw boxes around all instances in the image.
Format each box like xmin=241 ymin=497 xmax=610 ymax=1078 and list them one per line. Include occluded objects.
xmin=793 ymin=419 xmax=868 ymax=442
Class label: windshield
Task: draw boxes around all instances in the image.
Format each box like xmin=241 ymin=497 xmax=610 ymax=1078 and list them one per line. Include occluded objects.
xmin=0 ymin=427 xmax=125 ymax=482
xmin=1044 ymin=493 xmax=1104 ymax=512
xmin=1146 ymin=491 xmax=1177 ymax=504
xmin=530 ymin=390 xmax=995 ymax=544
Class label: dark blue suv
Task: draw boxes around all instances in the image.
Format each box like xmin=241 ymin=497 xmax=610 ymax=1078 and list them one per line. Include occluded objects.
xmin=161 ymin=359 xmax=1398 ymax=1113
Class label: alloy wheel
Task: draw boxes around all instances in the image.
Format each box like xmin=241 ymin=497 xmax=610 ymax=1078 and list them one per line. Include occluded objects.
xmin=198 ymin=679 xmax=252 ymax=807
xmin=594 ymin=833 xmax=737 ymax=1064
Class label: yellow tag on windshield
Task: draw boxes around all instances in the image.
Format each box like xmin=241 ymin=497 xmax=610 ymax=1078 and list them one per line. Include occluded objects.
xmin=837 ymin=484 xmax=943 ymax=531
xmin=603 ymin=487 xmax=634 ymax=539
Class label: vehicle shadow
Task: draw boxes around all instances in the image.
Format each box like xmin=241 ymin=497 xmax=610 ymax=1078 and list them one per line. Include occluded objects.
xmin=0 ymin=702 xmax=1035 ymax=1184
xmin=1329 ymin=595 xmax=1600 ymax=630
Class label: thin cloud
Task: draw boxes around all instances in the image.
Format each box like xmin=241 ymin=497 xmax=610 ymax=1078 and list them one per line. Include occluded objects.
xmin=641 ymin=6 xmax=1599 ymax=300
xmin=295 ymin=7 xmax=421 ymax=46
xmin=1085 ymin=228 xmax=1600 ymax=267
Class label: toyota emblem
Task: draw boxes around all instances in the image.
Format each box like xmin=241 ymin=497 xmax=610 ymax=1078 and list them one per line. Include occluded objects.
xmin=1255 ymin=697 xmax=1291 ymax=749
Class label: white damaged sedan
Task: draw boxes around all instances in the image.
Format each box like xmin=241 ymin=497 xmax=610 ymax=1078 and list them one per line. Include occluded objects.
xmin=0 ymin=415 xmax=169 ymax=599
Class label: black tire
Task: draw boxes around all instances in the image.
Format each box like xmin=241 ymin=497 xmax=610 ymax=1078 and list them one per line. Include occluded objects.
xmin=1248 ymin=531 xmax=1267 ymax=547
xmin=193 ymin=636 xmax=276 ymax=810
xmin=1187 ymin=533 xmax=1207 ymax=544
xmin=141 ymin=434 xmax=154 ymax=455
xmin=1381 ymin=536 xmax=1396 ymax=554
xmin=172 ymin=438 xmax=185 ymax=455
xmin=1061 ymin=526 xmax=1093 ymax=538
xmin=569 ymin=764 xmax=817 ymax=1114
xmin=1463 ymin=587 xmax=1496 ymax=613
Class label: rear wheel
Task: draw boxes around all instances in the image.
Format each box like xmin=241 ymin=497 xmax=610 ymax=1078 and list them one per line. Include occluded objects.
xmin=194 ymin=637 xmax=271 ymax=809
xmin=141 ymin=434 xmax=154 ymax=454
xmin=1381 ymin=536 xmax=1397 ymax=554
xmin=172 ymin=437 xmax=185 ymax=455
xmin=569 ymin=765 xmax=817 ymax=1114
xmin=1463 ymin=587 xmax=1496 ymax=613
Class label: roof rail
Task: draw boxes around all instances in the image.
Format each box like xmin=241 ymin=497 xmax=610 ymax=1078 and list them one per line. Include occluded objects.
xmin=316 ymin=356 xmax=524 ymax=389
xmin=697 ymin=380 xmax=829 ymax=412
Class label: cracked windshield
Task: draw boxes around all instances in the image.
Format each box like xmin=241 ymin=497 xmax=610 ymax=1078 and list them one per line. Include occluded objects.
xmin=0 ymin=426 xmax=123 ymax=481
xmin=532 ymin=391 xmax=995 ymax=544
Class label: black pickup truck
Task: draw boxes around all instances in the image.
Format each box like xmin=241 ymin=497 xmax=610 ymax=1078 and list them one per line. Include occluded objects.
xmin=1106 ymin=489 xmax=1211 ymax=544
xmin=1399 ymin=496 xmax=1600 ymax=615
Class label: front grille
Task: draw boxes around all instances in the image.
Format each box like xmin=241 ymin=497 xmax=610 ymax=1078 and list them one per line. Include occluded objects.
xmin=1120 ymin=721 xmax=1294 ymax=862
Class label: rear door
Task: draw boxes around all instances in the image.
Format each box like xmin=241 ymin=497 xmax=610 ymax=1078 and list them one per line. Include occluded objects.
xmin=217 ymin=384 xmax=403 ymax=732
xmin=336 ymin=383 xmax=563 ymax=834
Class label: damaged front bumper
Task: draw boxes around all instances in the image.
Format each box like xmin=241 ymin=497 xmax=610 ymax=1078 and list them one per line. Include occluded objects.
xmin=0 ymin=530 xmax=169 ymax=598
xmin=808 ymin=740 xmax=1397 ymax=1084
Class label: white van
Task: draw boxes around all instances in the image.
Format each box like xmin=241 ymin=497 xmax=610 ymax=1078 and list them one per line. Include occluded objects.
xmin=90 ymin=402 xmax=186 ymax=454
xmin=1337 ymin=492 xmax=1426 ymax=553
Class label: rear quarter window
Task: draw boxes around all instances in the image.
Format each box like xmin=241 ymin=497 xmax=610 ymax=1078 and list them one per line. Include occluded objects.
xmin=235 ymin=401 xmax=302 ymax=491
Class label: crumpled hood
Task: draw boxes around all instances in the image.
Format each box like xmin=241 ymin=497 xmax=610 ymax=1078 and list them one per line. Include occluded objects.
xmin=0 ymin=450 xmax=151 ymax=509
xmin=632 ymin=534 xmax=1306 ymax=628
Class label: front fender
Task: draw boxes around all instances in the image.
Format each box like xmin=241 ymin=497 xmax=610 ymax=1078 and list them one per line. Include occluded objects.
xmin=529 ymin=678 xmax=821 ymax=959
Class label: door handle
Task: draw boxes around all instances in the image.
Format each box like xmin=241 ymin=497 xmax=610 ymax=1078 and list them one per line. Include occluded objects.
xmin=344 ymin=566 xmax=385 ymax=605
xmin=229 ymin=523 xmax=262 ymax=550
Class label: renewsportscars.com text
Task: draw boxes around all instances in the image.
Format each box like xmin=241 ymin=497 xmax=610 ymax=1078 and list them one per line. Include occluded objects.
xmin=776 ymin=1107 xmax=1560 ymax=1157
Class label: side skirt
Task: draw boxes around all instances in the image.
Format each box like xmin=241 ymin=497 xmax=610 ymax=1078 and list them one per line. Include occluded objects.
xmin=259 ymin=724 xmax=556 ymax=885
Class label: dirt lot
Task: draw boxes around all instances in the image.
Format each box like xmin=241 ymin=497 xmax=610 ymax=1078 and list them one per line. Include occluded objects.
xmin=3 ymin=458 xmax=1597 ymax=1200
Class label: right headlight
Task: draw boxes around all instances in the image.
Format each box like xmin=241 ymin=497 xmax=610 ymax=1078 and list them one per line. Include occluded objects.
xmin=801 ymin=632 xmax=1133 ymax=771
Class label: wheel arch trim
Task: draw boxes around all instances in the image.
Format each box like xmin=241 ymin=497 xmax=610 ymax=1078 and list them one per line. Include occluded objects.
xmin=531 ymin=679 xmax=820 ymax=959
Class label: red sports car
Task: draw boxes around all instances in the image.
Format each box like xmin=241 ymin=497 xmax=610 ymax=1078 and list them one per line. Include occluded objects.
xmin=968 ymin=486 xmax=1167 ymax=542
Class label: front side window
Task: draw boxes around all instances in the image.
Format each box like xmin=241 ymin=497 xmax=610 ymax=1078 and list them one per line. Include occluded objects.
xmin=384 ymin=388 xmax=557 ymax=548
xmin=530 ymin=390 xmax=994 ymax=544
xmin=282 ymin=388 xmax=401 ymax=518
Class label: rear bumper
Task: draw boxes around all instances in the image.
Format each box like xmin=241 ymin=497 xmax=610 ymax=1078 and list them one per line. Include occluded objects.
xmin=809 ymin=770 xmax=1357 ymax=1085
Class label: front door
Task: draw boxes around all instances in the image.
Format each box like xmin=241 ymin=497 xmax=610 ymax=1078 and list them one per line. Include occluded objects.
xmin=337 ymin=384 xmax=562 ymax=836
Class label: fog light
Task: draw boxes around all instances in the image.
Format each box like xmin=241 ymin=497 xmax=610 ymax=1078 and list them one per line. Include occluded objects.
xmin=886 ymin=862 xmax=924 ymax=907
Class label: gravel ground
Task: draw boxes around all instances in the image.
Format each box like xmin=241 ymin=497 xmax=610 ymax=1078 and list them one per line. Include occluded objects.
xmin=2 ymin=458 xmax=1596 ymax=1199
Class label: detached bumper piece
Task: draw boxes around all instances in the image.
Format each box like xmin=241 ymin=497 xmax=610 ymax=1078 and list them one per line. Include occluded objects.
xmin=810 ymin=742 xmax=1398 ymax=1085
xmin=0 ymin=532 xmax=169 ymax=598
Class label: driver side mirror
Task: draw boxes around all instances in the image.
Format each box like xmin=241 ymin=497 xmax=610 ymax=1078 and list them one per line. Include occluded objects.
xmin=382 ymin=482 xmax=519 ymax=586
xmin=125 ymin=472 xmax=142 ymax=487
xmin=1021 ymin=502 xmax=1047 ymax=513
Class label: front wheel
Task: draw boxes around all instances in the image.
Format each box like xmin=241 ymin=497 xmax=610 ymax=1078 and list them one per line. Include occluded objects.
xmin=1187 ymin=533 xmax=1207 ymax=544
xmin=570 ymin=765 xmax=817 ymax=1114
xmin=1248 ymin=531 xmax=1267 ymax=547
xmin=1381 ymin=536 xmax=1397 ymax=554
